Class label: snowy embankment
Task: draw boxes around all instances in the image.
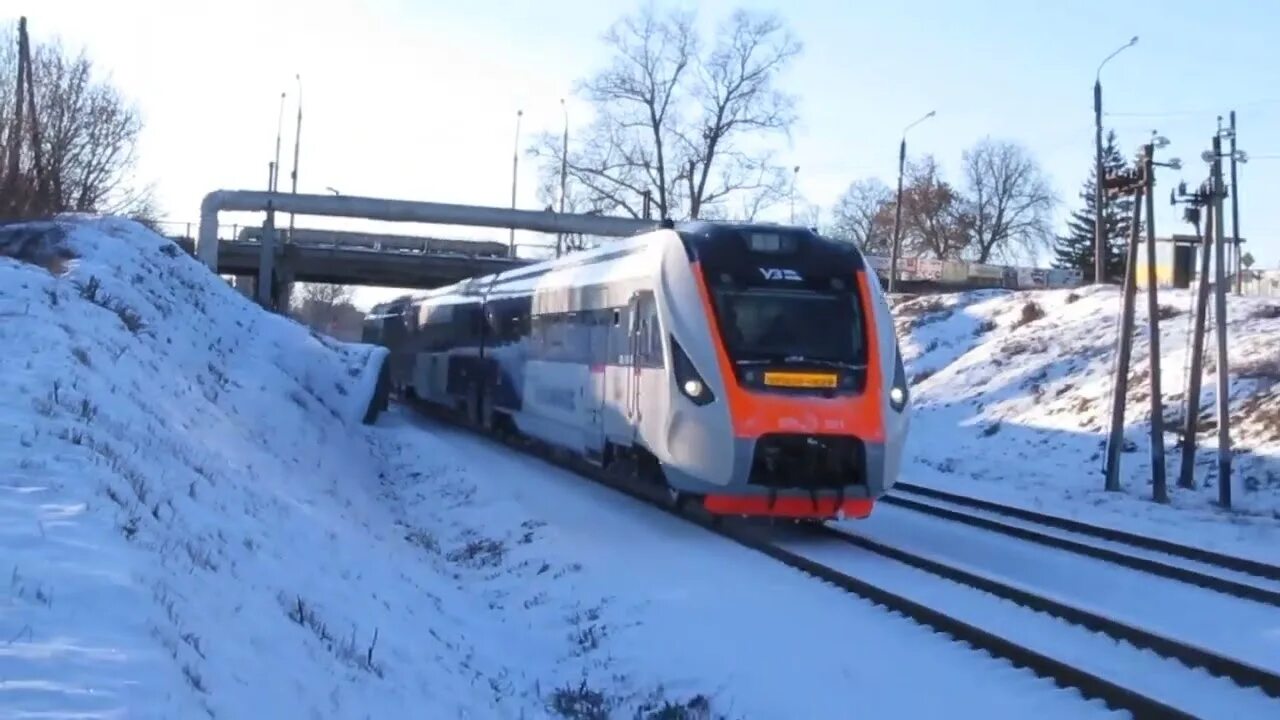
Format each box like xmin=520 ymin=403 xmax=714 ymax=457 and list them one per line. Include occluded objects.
xmin=1 ymin=217 xmax=1120 ymax=719
xmin=893 ymin=285 xmax=1280 ymax=560
xmin=1 ymin=216 xmax=703 ymax=719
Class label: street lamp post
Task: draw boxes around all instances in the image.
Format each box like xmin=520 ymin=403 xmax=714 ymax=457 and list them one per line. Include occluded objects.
xmin=789 ymin=165 xmax=800 ymax=224
xmin=558 ymin=99 xmax=568 ymax=258
xmin=288 ymin=74 xmax=302 ymax=242
xmin=1093 ymin=35 xmax=1138 ymax=284
xmin=888 ymin=110 xmax=936 ymax=293
xmin=272 ymin=91 xmax=286 ymax=192
xmin=510 ymin=109 xmax=523 ymax=255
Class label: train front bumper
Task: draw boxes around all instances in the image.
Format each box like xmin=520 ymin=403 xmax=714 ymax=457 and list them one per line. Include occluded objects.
xmin=663 ymin=432 xmax=888 ymax=518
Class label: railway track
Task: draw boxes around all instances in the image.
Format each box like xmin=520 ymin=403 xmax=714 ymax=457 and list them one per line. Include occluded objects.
xmin=395 ymin=399 xmax=1280 ymax=718
xmin=814 ymin=525 xmax=1280 ymax=699
xmin=884 ymin=482 xmax=1280 ymax=607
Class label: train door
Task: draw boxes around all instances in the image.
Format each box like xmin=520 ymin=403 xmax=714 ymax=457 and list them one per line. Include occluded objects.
xmin=584 ymin=309 xmax=610 ymax=458
xmin=625 ymin=293 xmax=642 ymax=427
xmin=602 ymin=304 xmax=631 ymax=445
xmin=628 ymin=290 xmax=658 ymax=440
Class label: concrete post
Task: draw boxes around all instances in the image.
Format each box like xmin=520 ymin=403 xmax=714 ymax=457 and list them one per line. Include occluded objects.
xmin=257 ymin=211 xmax=276 ymax=309
xmin=273 ymin=249 xmax=295 ymax=314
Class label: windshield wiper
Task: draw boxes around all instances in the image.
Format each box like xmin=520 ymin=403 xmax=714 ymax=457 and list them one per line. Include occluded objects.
xmin=735 ymin=356 xmax=866 ymax=370
xmin=787 ymin=358 xmax=867 ymax=370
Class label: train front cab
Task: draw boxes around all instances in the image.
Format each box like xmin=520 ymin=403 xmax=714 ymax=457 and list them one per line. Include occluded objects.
xmin=657 ymin=224 xmax=910 ymax=520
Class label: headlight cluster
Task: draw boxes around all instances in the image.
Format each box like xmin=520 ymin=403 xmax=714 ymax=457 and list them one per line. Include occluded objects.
xmin=889 ymin=342 xmax=909 ymax=412
xmin=672 ymin=338 xmax=715 ymax=406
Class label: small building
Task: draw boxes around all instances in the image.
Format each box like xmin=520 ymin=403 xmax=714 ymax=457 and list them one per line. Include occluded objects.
xmin=1134 ymin=234 xmax=1248 ymax=289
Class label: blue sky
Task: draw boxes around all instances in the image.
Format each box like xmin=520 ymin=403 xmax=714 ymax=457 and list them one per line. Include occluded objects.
xmin=30 ymin=0 xmax=1280 ymax=307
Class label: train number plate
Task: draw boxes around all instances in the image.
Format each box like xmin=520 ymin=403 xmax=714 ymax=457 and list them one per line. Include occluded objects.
xmin=763 ymin=371 xmax=837 ymax=388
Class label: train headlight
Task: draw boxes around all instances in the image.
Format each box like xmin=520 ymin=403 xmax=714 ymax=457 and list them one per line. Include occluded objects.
xmin=889 ymin=343 xmax=909 ymax=413
xmin=671 ymin=337 xmax=715 ymax=407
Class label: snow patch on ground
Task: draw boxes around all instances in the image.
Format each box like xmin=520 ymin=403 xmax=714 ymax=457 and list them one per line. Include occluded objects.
xmin=892 ymin=285 xmax=1280 ymax=562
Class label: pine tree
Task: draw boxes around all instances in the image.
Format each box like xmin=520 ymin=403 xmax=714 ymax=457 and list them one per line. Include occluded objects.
xmin=1053 ymin=130 xmax=1133 ymax=282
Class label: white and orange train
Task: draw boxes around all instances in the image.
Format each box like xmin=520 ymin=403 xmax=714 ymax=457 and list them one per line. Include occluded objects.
xmin=364 ymin=221 xmax=911 ymax=521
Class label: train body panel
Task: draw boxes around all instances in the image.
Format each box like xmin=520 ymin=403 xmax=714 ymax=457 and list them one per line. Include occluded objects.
xmin=375 ymin=222 xmax=911 ymax=520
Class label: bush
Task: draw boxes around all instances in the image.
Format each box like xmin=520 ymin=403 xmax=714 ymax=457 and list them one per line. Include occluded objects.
xmin=1014 ymin=300 xmax=1045 ymax=328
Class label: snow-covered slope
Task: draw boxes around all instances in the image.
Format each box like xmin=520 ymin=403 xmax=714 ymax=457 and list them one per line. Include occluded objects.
xmin=893 ymin=285 xmax=1280 ymax=560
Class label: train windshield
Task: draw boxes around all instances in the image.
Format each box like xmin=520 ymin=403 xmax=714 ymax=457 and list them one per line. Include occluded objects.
xmin=713 ymin=288 xmax=864 ymax=365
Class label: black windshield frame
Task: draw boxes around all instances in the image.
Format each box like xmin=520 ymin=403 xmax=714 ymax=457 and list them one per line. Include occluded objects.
xmin=711 ymin=287 xmax=867 ymax=367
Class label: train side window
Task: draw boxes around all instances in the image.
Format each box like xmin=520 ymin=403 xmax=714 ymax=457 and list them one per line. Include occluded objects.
xmin=613 ymin=309 xmax=620 ymax=327
xmin=632 ymin=295 xmax=663 ymax=368
xmin=649 ymin=319 xmax=664 ymax=368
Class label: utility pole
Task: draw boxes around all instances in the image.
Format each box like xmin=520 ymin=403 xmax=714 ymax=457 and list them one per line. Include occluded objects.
xmin=889 ymin=110 xmax=935 ymax=293
xmin=1210 ymin=126 xmax=1232 ymax=509
xmin=1141 ymin=140 xmax=1168 ymax=503
xmin=510 ymin=109 xmax=523 ymax=256
xmin=1228 ymin=110 xmax=1242 ymax=295
xmin=1102 ymin=160 xmax=1144 ymax=493
xmin=1174 ymin=179 xmax=1212 ymax=491
xmin=1093 ymin=81 xmax=1106 ymax=284
xmin=288 ymin=74 xmax=302 ymax=243
xmin=1093 ymin=36 xmax=1139 ymax=284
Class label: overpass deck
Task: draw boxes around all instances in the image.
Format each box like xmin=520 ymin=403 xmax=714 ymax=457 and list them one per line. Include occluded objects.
xmin=171 ymin=237 xmax=530 ymax=289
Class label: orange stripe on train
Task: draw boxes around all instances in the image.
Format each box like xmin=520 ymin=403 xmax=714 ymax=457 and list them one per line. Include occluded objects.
xmin=703 ymin=495 xmax=875 ymax=519
xmin=690 ymin=262 xmax=886 ymax=442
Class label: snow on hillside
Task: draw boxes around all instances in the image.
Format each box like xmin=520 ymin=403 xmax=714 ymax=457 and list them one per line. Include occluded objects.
xmin=1 ymin=217 xmax=1122 ymax=719
xmin=0 ymin=217 xmax=719 ymax=719
xmin=893 ymin=284 xmax=1280 ymax=561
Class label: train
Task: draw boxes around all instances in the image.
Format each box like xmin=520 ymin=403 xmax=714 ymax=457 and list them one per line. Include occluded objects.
xmin=238 ymin=226 xmax=510 ymax=258
xmin=363 ymin=220 xmax=911 ymax=521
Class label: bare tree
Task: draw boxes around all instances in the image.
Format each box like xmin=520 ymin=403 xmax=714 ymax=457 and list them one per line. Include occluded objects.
xmin=892 ymin=156 xmax=970 ymax=260
xmin=961 ymin=138 xmax=1056 ymax=263
xmin=530 ymin=5 xmax=801 ymax=221
xmin=291 ymin=283 xmax=369 ymax=340
xmin=534 ymin=170 xmax=608 ymax=254
xmin=1 ymin=21 xmax=152 ymax=219
xmin=829 ymin=178 xmax=893 ymax=252
xmin=299 ymin=282 xmax=353 ymax=307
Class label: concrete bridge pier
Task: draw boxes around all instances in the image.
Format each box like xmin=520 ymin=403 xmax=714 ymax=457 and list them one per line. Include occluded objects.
xmin=256 ymin=215 xmax=277 ymax=310
xmin=229 ymin=275 xmax=256 ymax=299
xmin=272 ymin=247 xmax=296 ymax=313
xmin=250 ymin=214 xmax=296 ymax=314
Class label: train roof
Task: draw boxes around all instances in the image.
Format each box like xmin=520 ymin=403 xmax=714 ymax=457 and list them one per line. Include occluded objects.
xmin=398 ymin=221 xmax=866 ymax=306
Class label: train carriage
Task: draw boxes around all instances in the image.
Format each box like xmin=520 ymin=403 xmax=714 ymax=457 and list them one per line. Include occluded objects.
xmin=381 ymin=221 xmax=911 ymax=521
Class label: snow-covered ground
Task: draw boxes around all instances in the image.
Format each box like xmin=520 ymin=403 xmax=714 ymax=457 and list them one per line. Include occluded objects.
xmin=893 ymin=285 xmax=1280 ymax=563
xmin=2 ymin=218 xmax=1125 ymax=719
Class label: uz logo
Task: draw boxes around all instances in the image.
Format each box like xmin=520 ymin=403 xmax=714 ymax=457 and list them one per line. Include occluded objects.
xmin=760 ymin=267 xmax=802 ymax=281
